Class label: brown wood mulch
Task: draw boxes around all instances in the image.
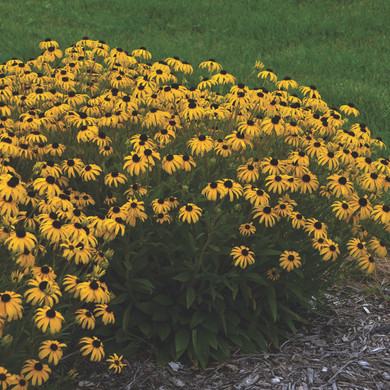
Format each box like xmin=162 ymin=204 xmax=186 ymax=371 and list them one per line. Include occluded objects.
xmin=72 ymin=283 xmax=390 ymax=390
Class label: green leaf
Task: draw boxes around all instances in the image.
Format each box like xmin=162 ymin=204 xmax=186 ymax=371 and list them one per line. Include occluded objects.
xmin=152 ymin=307 xmax=170 ymax=322
xmin=175 ymin=328 xmax=190 ymax=356
xmin=190 ymin=311 xmax=206 ymax=328
xmin=115 ymin=329 xmax=129 ymax=343
xmin=153 ymin=294 xmax=173 ymax=306
xmin=137 ymin=301 xmax=157 ymax=315
xmin=157 ymin=323 xmax=171 ymax=341
xmin=186 ymin=286 xmax=196 ymax=308
xmin=267 ymin=289 xmax=278 ymax=322
xmin=122 ymin=306 xmax=131 ymax=331
xmin=112 ymin=293 xmax=128 ymax=305
xmin=192 ymin=329 xmax=209 ymax=369
xmin=132 ymin=278 xmax=155 ymax=294
xmin=172 ymin=271 xmax=193 ymax=282
xmin=208 ymin=244 xmax=220 ymax=253
xmin=138 ymin=323 xmax=153 ymax=338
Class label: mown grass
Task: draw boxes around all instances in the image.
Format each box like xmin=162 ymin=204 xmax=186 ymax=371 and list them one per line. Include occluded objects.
xmin=1 ymin=0 xmax=389 ymax=143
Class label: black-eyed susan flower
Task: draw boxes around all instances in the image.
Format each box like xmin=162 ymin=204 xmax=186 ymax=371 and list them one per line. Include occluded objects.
xmin=289 ymin=211 xmax=306 ymax=229
xmin=265 ymin=174 xmax=289 ymax=194
xmin=38 ymin=340 xmax=67 ymax=365
xmin=279 ymin=251 xmax=301 ymax=271
xmin=150 ymin=198 xmax=170 ymax=214
xmin=340 ymin=103 xmax=359 ymax=117
xmin=199 ymin=58 xmax=223 ymax=73
xmin=21 ymin=360 xmax=51 ymax=386
xmin=33 ymin=175 xmax=61 ymax=197
xmin=211 ymin=69 xmax=236 ymax=85
xmin=225 ymin=130 xmax=253 ymax=151
xmin=31 ymin=265 xmax=57 ymax=282
xmin=201 ymin=181 xmax=226 ymax=201
xmin=187 ymin=134 xmax=214 ymax=156
xmin=347 ymin=238 xmax=368 ymax=259
xmin=123 ymin=152 xmax=150 ymax=176
xmin=327 ymin=174 xmax=354 ymax=197
xmin=107 ymin=353 xmax=126 ymax=374
xmin=9 ymin=374 xmax=29 ymax=390
xmin=371 ymin=204 xmax=390 ymax=224
xmin=0 ymin=291 xmax=23 ymax=321
xmin=304 ymin=218 xmax=328 ymax=239
xmin=62 ymin=274 xmax=82 ymax=298
xmin=239 ymin=222 xmax=256 ymax=236
xmin=0 ymin=367 xmax=12 ymax=389
xmin=24 ymin=278 xmax=62 ymax=306
xmin=357 ymin=255 xmax=376 ymax=274
xmin=243 ymin=185 xmax=270 ymax=207
xmin=267 ymin=268 xmax=280 ymax=281
xmin=369 ymin=237 xmax=387 ymax=258
xmin=77 ymin=280 xmax=110 ymax=304
xmin=252 ymin=205 xmax=279 ymax=227
xmin=94 ymin=304 xmax=115 ymax=325
xmin=319 ymin=239 xmax=340 ymax=261
xmin=61 ymin=158 xmax=84 ymax=178
xmin=331 ymin=201 xmax=353 ymax=220
xmin=349 ymin=194 xmax=373 ymax=220
xmin=231 ymin=246 xmax=255 ymax=268
xmin=80 ymin=336 xmax=105 ymax=362
xmin=218 ymin=179 xmax=243 ymax=202
xmin=154 ymin=212 xmax=172 ymax=224
xmin=39 ymin=220 xmax=69 ymax=243
xmin=35 ymin=306 xmax=64 ymax=334
xmin=81 ymin=164 xmax=102 ymax=182
xmin=0 ymin=175 xmax=27 ymax=202
xmin=5 ymin=229 xmax=37 ymax=253
xmin=75 ymin=309 xmax=96 ymax=330
xmin=178 ymin=203 xmax=202 ymax=224
xmin=297 ymin=172 xmax=319 ymax=194
xmin=276 ymin=76 xmax=298 ymax=90
xmin=236 ymin=163 xmax=259 ymax=183
xmin=162 ymin=154 xmax=182 ymax=174
xmin=257 ymin=68 xmax=277 ymax=83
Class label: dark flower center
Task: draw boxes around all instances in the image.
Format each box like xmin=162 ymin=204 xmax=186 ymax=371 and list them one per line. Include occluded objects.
xmin=16 ymin=229 xmax=26 ymax=238
xmin=210 ymin=182 xmax=217 ymax=188
xmin=46 ymin=309 xmax=56 ymax=318
xmin=358 ymin=198 xmax=368 ymax=207
xmin=185 ymin=205 xmax=193 ymax=212
xmin=314 ymin=222 xmax=322 ymax=229
xmin=263 ymin=206 xmax=271 ymax=214
xmin=92 ymin=340 xmax=101 ymax=348
xmin=1 ymin=293 xmax=11 ymax=302
xmin=241 ymin=249 xmax=249 ymax=256
xmin=50 ymin=343 xmax=59 ymax=351
xmin=302 ymin=175 xmax=311 ymax=183
xmin=34 ymin=362 xmax=43 ymax=371
xmin=90 ymin=281 xmax=99 ymax=290
xmin=338 ymin=177 xmax=347 ymax=185
xmin=287 ymin=255 xmax=295 ymax=261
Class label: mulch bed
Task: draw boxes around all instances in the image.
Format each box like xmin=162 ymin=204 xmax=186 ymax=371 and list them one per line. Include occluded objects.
xmin=73 ymin=283 xmax=390 ymax=390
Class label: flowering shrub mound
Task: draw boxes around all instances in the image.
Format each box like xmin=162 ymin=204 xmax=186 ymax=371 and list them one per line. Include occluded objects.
xmin=0 ymin=37 xmax=389 ymax=383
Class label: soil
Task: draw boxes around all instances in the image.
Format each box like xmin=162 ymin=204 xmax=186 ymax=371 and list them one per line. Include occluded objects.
xmin=68 ymin=281 xmax=390 ymax=390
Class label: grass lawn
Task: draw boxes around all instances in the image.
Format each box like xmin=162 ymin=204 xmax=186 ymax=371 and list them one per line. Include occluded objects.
xmin=1 ymin=0 xmax=389 ymax=144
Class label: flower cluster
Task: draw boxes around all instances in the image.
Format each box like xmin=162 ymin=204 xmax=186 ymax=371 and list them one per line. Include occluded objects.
xmin=0 ymin=37 xmax=388 ymax=379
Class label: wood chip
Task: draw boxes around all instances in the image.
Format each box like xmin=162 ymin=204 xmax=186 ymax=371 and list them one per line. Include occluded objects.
xmin=69 ymin=285 xmax=390 ymax=389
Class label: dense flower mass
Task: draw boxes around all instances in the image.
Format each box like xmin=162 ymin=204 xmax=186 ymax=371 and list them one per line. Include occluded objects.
xmin=0 ymin=37 xmax=388 ymax=376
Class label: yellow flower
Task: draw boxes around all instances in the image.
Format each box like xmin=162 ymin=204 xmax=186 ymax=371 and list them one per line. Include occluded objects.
xmin=107 ymin=353 xmax=127 ymax=374
xmin=279 ymin=251 xmax=301 ymax=271
xmin=231 ymin=246 xmax=255 ymax=268
xmin=80 ymin=336 xmax=105 ymax=362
